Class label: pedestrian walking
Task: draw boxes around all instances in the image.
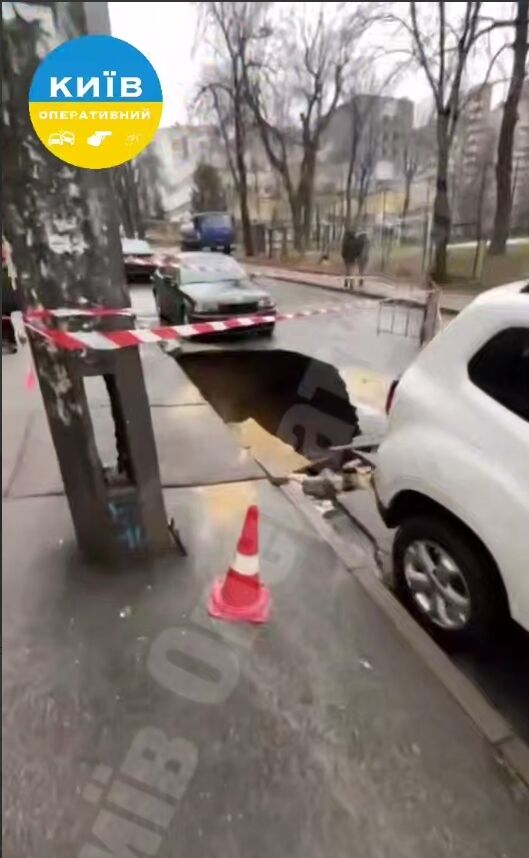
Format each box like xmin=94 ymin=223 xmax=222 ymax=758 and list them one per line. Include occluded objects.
xmin=341 ymin=229 xmax=370 ymax=291
xmin=2 ymin=242 xmax=22 ymax=353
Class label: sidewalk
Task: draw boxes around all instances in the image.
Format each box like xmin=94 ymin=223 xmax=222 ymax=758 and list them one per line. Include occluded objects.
xmin=246 ymin=260 xmax=473 ymax=314
xmin=2 ymin=344 xmax=265 ymax=498
xmin=3 ymin=346 xmax=529 ymax=857
xmin=4 ymin=484 xmax=529 ymax=856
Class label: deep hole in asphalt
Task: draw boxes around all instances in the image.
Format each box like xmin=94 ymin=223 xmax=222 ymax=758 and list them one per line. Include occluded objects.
xmin=178 ymin=349 xmax=359 ymax=461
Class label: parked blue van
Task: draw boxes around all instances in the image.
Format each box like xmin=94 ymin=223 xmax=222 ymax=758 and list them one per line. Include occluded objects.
xmin=180 ymin=212 xmax=235 ymax=254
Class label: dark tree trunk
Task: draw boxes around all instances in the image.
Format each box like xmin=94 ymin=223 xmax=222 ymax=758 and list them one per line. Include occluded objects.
xmin=400 ymin=184 xmax=411 ymax=236
xmin=291 ymin=197 xmax=303 ymax=253
xmin=300 ymin=150 xmax=317 ymax=252
xmin=234 ymin=107 xmax=254 ymax=256
xmin=238 ymin=174 xmax=254 ymax=257
xmin=2 ymin=1 xmax=169 ymax=563
xmin=473 ymin=161 xmax=490 ymax=277
xmin=354 ymin=168 xmax=370 ymax=229
xmin=489 ymin=0 xmax=529 ymax=255
xmin=345 ymin=162 xmax=354 ymax=228
xmin=432 ymin=114 xmax=451 ymax=281
xmin=345 ymin=111 xmax=360 ymax=229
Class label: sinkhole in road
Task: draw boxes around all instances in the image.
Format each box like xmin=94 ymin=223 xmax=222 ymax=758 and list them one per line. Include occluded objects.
xmin=178 ymin=349 xmax=359 ymax=469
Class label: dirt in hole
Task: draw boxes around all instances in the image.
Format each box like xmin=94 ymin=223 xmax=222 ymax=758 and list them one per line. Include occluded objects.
xmin=178 ymin=349 xmax=359 ymax=461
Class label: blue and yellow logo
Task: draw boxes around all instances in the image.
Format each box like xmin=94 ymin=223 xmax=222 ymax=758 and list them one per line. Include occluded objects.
xmin=29 ymin=35 xmax=163 ymax=170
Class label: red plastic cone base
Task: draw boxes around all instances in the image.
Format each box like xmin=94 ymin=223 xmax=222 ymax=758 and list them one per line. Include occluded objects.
xmin=207 ymin=576 xmax=271 ymax=624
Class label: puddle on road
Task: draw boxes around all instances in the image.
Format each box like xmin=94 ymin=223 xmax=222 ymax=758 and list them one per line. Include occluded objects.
xmin=178 ymin=349 xmax=360 ymax=471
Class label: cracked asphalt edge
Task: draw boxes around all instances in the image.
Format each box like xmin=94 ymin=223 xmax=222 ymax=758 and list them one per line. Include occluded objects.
xmin=280 ymin=480 xmax=529 ymax=792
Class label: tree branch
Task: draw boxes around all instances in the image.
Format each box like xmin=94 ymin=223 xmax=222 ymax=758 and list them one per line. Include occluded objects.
xmin=410 ymin=1 xmax=441 ymax=106
xmin=210 ymin=86 xmax=239 ymax=192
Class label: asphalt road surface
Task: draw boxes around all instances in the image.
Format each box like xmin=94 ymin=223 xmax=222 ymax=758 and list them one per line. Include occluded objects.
xmin=133 ymin=275 xmax=423 ymax=378
xmin=132 ymin=276 xmax=423 ymax=442
xmin=132 ymin=275 xmax=529 ymax=747
xmin=3 ymin=274 xmax=529 ymax=856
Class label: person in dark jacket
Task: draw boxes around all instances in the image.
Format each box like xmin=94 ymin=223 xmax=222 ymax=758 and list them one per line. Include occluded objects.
xmin=341 ymin=229 xmax=370 ymax=289
xmin=2 ymin=243 xmax=21 ymax=353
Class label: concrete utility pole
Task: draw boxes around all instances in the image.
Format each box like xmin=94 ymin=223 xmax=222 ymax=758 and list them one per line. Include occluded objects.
xmin=2 ymin=1 xmax=173 ymax=563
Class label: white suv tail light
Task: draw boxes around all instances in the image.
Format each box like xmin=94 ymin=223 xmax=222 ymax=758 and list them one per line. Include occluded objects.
xmin=385 ymin=379 xmax=399 ymax=414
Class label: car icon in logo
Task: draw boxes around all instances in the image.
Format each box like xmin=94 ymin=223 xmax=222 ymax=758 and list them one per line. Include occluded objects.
xmin=48 ymin=130 xmax=75 ymax=146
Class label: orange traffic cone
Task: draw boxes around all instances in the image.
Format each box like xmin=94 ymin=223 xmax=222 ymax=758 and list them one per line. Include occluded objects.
xmin=207 ymin=505 xmax=271 ymax=623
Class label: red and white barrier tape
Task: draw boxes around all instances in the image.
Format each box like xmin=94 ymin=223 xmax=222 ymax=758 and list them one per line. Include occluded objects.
xmin=23 ymin=303 xmax=358 ymax=351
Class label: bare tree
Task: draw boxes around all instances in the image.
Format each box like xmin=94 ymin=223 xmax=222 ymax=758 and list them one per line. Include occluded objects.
xmin=196 ymin=2 xmax=270 ymax=256
xmin=408 ymin=2 xmax=482 ymax=280
xmin=354 ymin=107 xmax=379 ymax=227
xmin=343 ymin=95 xmax=378 ymax=228
xmin=386 ymin=2 xmax=512 ymax=280
xmin=191 ymin=161 xmax=226 ymax=211
xmin=343 ymin=97 xmax=363 ymax=228
xmin=245 ymin=4 xmax=369 ymax=252
xmin=342 ymin=65 xmax=403 ymax=228
xmin=489 ymin=0 xmax=529 ymax=254
xmin=400 ymin=134 xmax=419 ymax=233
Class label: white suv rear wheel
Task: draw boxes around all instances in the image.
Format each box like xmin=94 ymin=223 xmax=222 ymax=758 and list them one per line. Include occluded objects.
xmin=394 ymin=515 xmax=507 ymax=649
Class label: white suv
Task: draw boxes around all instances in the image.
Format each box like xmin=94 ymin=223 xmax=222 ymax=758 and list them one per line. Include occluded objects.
xmin=375 ymin=281 xmax=529 ymax=648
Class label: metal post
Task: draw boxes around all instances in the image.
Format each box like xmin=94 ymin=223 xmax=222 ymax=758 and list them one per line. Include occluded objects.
xmin=2 ymin=1 xmax=173 ymax=563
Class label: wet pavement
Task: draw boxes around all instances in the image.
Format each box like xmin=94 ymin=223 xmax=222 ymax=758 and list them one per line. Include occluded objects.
xmin=132 ymin=276 xmax=413 ymax=443
xmin=3 ymin=274 xmax=529 ymax=855
xmin=330 ymin=490 xmax=529 ymax=746
xmin=134 ymin=275 xmax=529 ymax=754
xmin=3 ymin=481 xmax=529 ymax=857
xmin=133 ymin=275 xmax=422 ymax=388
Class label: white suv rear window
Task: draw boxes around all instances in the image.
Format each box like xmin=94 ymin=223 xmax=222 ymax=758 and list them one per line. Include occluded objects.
xmin=468 ymin=327 xmax=529 ymax=422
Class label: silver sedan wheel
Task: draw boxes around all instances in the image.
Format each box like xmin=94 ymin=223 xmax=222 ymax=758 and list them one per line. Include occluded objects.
xmin=403 ymin=540 xmax=471 ymax=630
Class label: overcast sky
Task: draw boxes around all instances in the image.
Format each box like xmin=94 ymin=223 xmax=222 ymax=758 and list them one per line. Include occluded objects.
xmin=109 ymin=2 xmax=199 ymax=126
xmin=108 ymin=1 xmax=513 ymax=128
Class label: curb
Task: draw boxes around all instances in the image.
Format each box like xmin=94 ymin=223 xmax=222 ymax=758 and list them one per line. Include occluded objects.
xmin=248 ymin=264 xmax=388 ymax=300
xmin=248 ymin=264 xmax=463 ymax=316
xmin=280 ymin=480 xmax=529 ymax=791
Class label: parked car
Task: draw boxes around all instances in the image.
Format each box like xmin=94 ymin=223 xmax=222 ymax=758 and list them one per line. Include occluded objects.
xmin=180 ymin=212 xmax=235 ymax=254
xmin=122 ymin=238 xmax=158 ymax=281
xmin=375 ymin=281 xmax=529 ymax=649
xmin=152 ymin=252 xmax=276 ymax=335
